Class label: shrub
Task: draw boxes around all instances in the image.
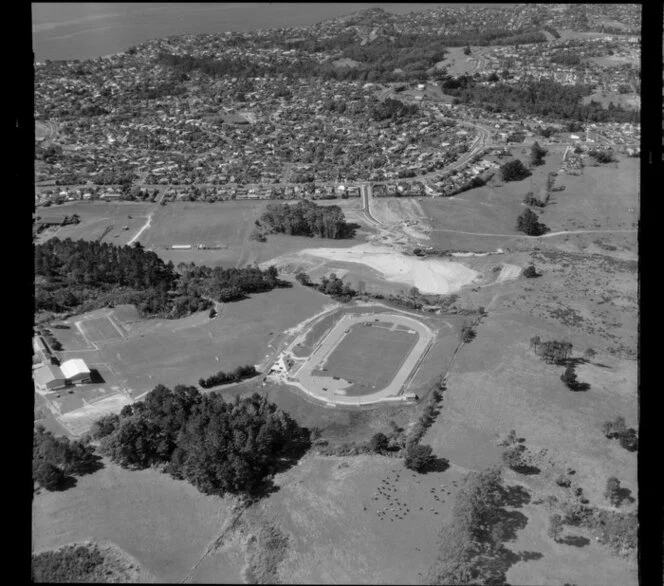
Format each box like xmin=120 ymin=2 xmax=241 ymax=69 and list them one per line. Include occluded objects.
xmin=369 ymin=432 xmax=390 ymax=454
xmin=618 ymin=428 xmax=638 ymax=452
xmin=523 ymin=264 xmax=539 ymax=278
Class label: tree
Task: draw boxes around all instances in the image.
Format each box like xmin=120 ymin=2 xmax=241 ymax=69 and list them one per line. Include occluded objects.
xmin=369 ymin=432 xmax=390 ymax=454
xmin=618 ymin=428 xmax=638 ymax=452
xmin=530 ymin=335 xmax=541 ymax=353
xmin=33 ymin=460 xmax=65 ymax=491
xmin=604 ymin=476 xmax=622 ymax=506
xmin=547 ymin=513 xmax=563 ymax=542
xmin=463 ymin=45 xmax=471 ymax=56
xmin=501 ymin=159 xmax=531 ymax=182
xmin=404 ymin=443 xmax=436 ymax=472
xmin=561 ymin=364 xmax=578 ymax=389
xmin=516 ymin=208 xmax=548 ymax=236
xmin=90 ymin=413 xmax=120 ymax=440
xmin=295 ymin=271 xmax=311 ymax=286
xmin=530 ymin=141 xmax=547 ymax=167
xmin=501 ymin=444 xmax=526 ymax=470
xmin=584 ymin=348 xmax=597 ymax=361
xmin=602 ymin=416 xmax=626 ymax=439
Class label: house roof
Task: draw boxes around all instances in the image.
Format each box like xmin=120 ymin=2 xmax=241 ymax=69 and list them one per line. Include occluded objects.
xmin=61 ymin=358 xmax=91 ymax=379
xmin=34 ymin=364 xmax=65 ymax=386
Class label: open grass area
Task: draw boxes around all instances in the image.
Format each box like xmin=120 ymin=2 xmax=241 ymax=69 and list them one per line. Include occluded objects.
xmin=139 ymin=201 xmax=364 ymax=269
xmin=36 ymin=201 xmax=154 ymax=246
xmin=538 ymin=156 xmax=639 ymax=232
xmin=52 ymin=285 xmax=330 ymax=401
xmin=312 ymin=324 xmax=418 ymax=395
xmin=32 ymin=459 xmax=234 ymax=583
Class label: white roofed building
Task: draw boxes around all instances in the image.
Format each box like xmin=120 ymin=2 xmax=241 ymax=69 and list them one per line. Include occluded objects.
xmin=60 ymin=358 xmax=92 ymax=385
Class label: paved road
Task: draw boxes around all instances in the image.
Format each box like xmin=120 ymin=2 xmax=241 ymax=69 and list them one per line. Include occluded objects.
xmin=429 ymin=228 xmax=637 ymax=238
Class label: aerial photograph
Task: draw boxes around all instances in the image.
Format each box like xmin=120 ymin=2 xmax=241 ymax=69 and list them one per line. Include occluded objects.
xmin=32 ymin=3 xmax=640 ymax=584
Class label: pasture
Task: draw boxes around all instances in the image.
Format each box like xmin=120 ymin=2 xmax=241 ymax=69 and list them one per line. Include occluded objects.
xmin=312 ymin=323 xmax=419 ymax=395
xmin=36 ymin=201 xmax=154 ymax=246
xmin=32 ymin=459 xmax=236 ymax=583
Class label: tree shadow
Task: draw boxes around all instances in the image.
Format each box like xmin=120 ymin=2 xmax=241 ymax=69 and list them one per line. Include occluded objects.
xmin=492 ymin=508 xmax=529 ymax=542
xmin=500 ymin=484 xmax=531 ymax=508
xmin=51 ymin=475 xmax=78 ymax=491
xmin=569 ymin=381 xmax=591 ymax=392
xmin=592 ymin=362 xmax=612 ymax=369
xmin=616 ymin=487 xmax=636 ymax=506
xmin=340 ymin=222 xmax=361 ymax=238
xmin=513 ymin=463 xmax=541 ymax=475
xmin=558 ymin=357 xmax=587 ymax=367
xmin=421 ymin=457 xmax=451 ymax=473
xmin=559 ymin=535 xmax=590 ymax=547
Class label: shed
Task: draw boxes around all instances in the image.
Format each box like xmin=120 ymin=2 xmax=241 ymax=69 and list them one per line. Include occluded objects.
xmin=34 ymin=364 xmax=67 ymax=391
xmin=60 ymin=358 xmax=92 ymax=384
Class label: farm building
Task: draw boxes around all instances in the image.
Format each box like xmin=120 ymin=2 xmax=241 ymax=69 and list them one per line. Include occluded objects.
xmin=34 ymin=364 xmax=67 ymax=392
xmin=60 ymin=358 xmax=92 ymax=385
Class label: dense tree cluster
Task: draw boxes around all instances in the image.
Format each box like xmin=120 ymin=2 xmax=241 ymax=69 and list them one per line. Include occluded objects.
xmin=370 ymin=97 xmax=419 ymax=122
xmin=98 ymin=385 xmax=310 ymax=496
xmin=33 ymin=425 xmax=100 ymax=490
xmin=34 ymin=238 xmax=211 ymax=318
xmin=530 ymin=337 xmax=573 ymax=363
xmin=199 ymin=365 xmax=258 ymax=389
xmin=32 ymin=544 xmax=106 ymax=583
xmin=501 ymin=159 xmax=532 ymax=182
xmin=426 ymin=467 xmax=509 ymax=585
xmin=176 ymin=263 xmax=284 ymax=303
xmin=259 ymin=200 xmax=356 ymax=239
xmin=516 ymin=208 xmax=548 ymax=236
xmin=443 ymin=78 xmax=639 ymax=123
xmin=317 ymin=273 xmax=357 ymax=301
xmin=601 ymin=416 xmax=638 ymax=452
xmin=549 ymin=50 xmax=582 ymax=66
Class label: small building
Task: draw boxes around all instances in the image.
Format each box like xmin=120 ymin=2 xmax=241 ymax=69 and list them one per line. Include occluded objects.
xmin=34 ymin=364 xmax=67 ymax=391
xmin=60 ymin=358 xmax=92 ymax=385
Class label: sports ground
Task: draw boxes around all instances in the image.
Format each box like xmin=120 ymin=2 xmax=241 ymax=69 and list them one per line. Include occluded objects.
xmin=282 ymin=311 xmax=435 ymax=405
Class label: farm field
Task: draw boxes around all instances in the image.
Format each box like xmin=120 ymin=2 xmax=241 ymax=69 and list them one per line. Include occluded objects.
xmin=311 ymin=323 xmax=419 ymax=395
xmin=32 ymin=460 xmax=236 ymax=583
xmin=35 ymin=201 xmax=154 ymax=246
xmin=188 ymin=453 xmax=469 ymax=584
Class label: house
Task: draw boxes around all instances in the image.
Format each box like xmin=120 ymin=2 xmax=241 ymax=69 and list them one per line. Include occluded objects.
xmin=60 ymin=358 xmax=92 ymax=385
xmin=34 ymin=364 xmax=67 ymax=392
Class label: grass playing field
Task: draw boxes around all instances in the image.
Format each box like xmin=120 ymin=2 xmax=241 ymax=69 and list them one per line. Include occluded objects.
xmin=312 ymin=324 xmax=418 ymax=395
xmin=79 ymin=315 xmax=125 ymax=343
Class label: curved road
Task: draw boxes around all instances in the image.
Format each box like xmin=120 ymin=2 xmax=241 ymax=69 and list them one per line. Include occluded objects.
xmin=429 ymin=228 xmax=637 ymax=238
